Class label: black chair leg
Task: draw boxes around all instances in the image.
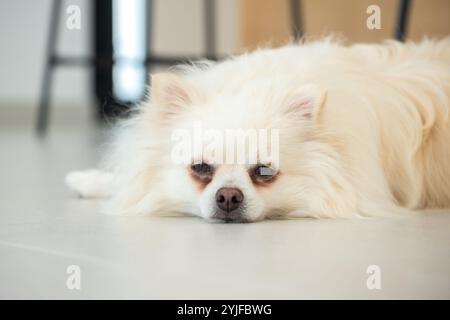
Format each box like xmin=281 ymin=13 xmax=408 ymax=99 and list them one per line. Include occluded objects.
xmin=146 ymin=0 xmax=153 ymax=76
xmin=395 ymin=0 xmax=411 ymax=41
xmin=93 ymin=0 xmax=115 ymax=119
xmin=204 ymin=0 xmax=216 ymax=60
xmin=290 ymin=0 xmax=303 ymax=40
xmin=37 ymin=0 xmax=61 ymax=135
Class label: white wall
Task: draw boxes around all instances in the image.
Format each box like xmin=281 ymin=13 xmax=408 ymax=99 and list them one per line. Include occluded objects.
xmin=0 ymin=0 xmax=240 ymax=108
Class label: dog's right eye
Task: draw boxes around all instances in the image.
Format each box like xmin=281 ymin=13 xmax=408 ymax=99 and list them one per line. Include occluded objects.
xmin=191 ymin=163 xmax=214 ymax=177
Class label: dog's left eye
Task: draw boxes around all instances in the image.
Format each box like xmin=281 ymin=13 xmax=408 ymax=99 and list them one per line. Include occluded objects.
xmin=191 ymin=163 xmax=214 ymax=177
xmin=253 ymin=165 xmax=277 ymax=181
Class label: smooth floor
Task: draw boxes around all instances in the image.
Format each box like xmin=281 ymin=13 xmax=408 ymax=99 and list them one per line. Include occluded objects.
xmin=0 ymin=107 xmax=449 ymax=299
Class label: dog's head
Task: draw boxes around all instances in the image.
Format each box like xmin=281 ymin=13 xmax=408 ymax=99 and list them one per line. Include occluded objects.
xmin=140 ymin=72 xmax=348 ymax=223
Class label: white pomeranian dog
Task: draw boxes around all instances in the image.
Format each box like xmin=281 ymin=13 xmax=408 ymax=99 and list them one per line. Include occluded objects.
xmin=66 ymin=38 xmax=450 ymax=222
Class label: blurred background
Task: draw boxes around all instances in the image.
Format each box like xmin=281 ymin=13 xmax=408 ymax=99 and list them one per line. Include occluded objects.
xmin=0 ymin=0 xmax=449 ymax=299
xmin=0 ymin=0 xmax=448 ymax=132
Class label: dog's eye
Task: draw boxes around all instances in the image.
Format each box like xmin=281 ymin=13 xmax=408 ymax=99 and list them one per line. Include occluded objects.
xmin=253 ymin=165 xmax=277 ymax=181
xmin=191 ymin=163 xmax=214 ymax=177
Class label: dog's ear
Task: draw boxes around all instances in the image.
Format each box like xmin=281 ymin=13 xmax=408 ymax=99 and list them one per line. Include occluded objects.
xmin=151 ymin=73 xmax=199 ymax=116
xmin=285 ymin=85 xmax=327 ymax=121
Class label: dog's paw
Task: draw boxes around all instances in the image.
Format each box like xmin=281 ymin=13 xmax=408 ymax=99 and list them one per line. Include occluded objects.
xmin=65 ymin=169 xmax=114 ymax=198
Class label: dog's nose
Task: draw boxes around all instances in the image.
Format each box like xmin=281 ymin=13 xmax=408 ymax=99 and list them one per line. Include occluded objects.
xmin=215 ymin=187 xmax=244 ymax=212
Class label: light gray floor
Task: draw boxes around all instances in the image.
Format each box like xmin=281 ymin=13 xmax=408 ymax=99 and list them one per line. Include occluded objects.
xmin=0 ymin=107 xmax=449 ymax=299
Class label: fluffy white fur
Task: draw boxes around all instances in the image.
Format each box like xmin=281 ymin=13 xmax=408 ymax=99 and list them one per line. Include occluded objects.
xmin=67 ymin=38 xmax=450 ymax=222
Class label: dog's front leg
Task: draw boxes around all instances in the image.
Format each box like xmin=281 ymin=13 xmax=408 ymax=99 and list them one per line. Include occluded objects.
xmin=65 ymin=169 xmax=115 ymax=198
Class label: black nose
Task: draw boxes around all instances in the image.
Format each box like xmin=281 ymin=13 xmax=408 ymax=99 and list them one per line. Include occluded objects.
xmin=215 ymin=187 xmax=244 ymax=212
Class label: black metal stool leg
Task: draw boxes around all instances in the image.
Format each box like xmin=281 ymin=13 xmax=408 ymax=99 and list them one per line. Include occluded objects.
xmin=290 ymin=0 xmax=303 ymax=40
xmin=36 ymin=0 xmax=62 ymax=135
xmin=204 ymin=0 xmax=216 ymax=60
xmin=146 ymin=0 xmax=153 ymax=76
xmin=395 ymin=0 xmax=411 ymax=41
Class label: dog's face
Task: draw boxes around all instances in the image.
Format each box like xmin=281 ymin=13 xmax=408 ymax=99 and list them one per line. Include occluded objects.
xmin=148 ymin=73 xmax=339 ymax=222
